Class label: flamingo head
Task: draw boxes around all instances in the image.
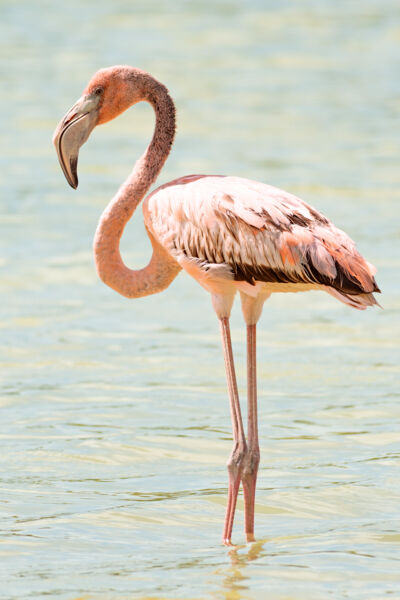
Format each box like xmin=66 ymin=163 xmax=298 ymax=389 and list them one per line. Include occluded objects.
xmin=53 ymin=66 xmax=146 ymax=189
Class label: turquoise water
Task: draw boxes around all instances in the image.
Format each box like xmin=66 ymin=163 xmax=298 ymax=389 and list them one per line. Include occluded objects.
xmin=1 ymin=1 xmax=400 ymax=598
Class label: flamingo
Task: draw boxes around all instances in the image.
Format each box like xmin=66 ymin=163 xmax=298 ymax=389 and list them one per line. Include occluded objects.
xmin=53 ymin=65 xmax=380 ymax=545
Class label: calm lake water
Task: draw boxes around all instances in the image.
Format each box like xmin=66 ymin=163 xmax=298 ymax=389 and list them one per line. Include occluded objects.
xmin=1 ymin=0 xmax=400 ymax=598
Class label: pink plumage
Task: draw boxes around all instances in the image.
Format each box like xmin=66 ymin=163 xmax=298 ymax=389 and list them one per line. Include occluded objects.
xmin=53 ymin=66 xmax=380 ymax=546
xmin=144 ymin=174 xmax=380 ymax=310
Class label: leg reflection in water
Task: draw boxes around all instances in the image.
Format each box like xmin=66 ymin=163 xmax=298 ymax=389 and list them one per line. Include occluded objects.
xmin=215 ymin=539 xmax=267 ymax=599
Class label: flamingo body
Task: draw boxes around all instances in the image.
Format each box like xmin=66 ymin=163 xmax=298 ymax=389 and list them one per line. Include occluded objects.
xmin=144 ymin=174 xmax=379 ymax=310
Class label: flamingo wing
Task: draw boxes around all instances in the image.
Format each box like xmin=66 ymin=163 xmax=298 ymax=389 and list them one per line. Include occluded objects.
xmin=145 ymin=175 xmax=380 ymax=307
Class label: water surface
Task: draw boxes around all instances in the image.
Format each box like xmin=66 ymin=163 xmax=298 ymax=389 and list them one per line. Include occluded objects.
xmin=1 ymin=1 xmax=399 ymax=598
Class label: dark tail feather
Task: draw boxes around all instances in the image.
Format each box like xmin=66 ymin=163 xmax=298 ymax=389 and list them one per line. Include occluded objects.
xmin=327 ymin=288 xmax=382 ymax=311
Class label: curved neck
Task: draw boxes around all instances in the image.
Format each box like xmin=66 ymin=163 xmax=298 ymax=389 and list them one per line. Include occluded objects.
xmin=93 ymin=76 xmax=180 ymax=298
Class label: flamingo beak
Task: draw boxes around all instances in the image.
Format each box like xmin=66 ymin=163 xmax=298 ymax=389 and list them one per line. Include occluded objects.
xmin=53 ymin=93 xmax=100 ymax=189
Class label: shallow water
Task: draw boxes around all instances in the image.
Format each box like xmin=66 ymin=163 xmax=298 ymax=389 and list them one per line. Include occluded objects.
xmin=1 ymin=0 xmax=400 ymax=598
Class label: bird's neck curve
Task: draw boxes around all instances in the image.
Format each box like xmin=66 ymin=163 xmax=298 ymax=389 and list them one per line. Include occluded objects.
xmin=93 ymin=74 xmax=180 ymax=298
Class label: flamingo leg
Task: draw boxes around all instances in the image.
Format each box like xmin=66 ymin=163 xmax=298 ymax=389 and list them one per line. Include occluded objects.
xmin=242 ymin=323 xmax=260 ymax=542
xmin=220 ymin=317 xmax=247 ymax=546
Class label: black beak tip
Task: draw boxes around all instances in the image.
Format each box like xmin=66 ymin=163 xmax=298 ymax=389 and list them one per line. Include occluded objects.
xmin=68 ymin=157 xmax=79 ymax=189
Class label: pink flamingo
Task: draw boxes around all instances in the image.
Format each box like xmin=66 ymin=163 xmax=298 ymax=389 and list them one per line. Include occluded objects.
xmin=53 ymin=66 xmax=380 ymax=545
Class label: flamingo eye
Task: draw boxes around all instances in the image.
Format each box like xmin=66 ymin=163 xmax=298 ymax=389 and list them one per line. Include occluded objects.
xmin=94 ymin=86 xmax=104 ymax=96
